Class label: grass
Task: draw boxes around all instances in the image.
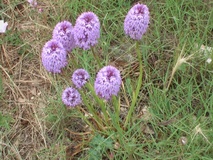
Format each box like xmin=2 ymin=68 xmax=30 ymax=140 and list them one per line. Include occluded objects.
xmin=0 ymin=0 xmax=213 ymax=159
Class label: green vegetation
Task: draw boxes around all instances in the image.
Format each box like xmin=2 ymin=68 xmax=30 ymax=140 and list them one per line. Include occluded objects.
xmin=0 ymin=0 xmax=212 ymax=159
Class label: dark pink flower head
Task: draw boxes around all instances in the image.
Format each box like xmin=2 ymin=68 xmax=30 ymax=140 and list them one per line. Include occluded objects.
xmin=124 ymin=3 xmax=150 ymax=40
xmin=62 ymin=87 xmax=82 ymax=107
xmin=72 ymin=69 xmax=90 ymax=89
xmin=41 ymin=39 xmax=68 ymax=73
xmin=52 ymin=21 xmax=76 ymax=52
xmin=73 ymin=12 xmax=100 ymax=50
xmin=94 ymin=66 xmax=122 ymax=101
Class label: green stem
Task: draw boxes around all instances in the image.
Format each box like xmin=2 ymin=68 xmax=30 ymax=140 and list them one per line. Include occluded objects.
xmin=112 ymin=96 xmax=120 ymax=123
xmin=78 ymin=89 xmax=105 ymax=129
xmin=76 ymin=107 xmax=96 ymax=131
xmin=112 ymin=95 xmax=124 ymax=132
xmin=91 ymin=47 xmax=102 ymax=68
xmin=71 ymin=54 xmax=79 ymax=68
xmin=124 ymin=41 xmax=143 ymax=128
xmin=86 ymin=82 xmax=110 ymax=125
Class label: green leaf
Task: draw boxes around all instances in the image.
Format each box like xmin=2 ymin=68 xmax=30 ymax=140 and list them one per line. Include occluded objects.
xmin=0 ymin=112 xmax=13 ymax=129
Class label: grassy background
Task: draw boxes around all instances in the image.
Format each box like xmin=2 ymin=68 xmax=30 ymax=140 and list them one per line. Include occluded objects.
xmin=0 ymin=0 xmax=213 ymax=159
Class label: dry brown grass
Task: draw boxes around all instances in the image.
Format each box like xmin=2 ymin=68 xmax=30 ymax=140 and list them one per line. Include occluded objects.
xmin=0 ymin=1 xmax=57 ymax=159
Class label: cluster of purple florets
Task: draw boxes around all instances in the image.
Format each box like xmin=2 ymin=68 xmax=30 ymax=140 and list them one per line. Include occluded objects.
xmin=41 ymin=3 xmax=149 ymax=107
xmin=61 ymin=68 xmax=90 ymax=107
xmin=124 ymin=3 xmax=150 ymax=40
xmin=94 ymin=66 xmax=122 ymax=100
xmin=62 ymin=87 xmax=82 ymax=107
xmin=41 ymin=12 xmax=100 ymax=74
xmin=41 ymin=39 xmax=68 ymax=73
xmin=52 ymin=21 xmax=76 ymax=52
xmin=73 ymin=12 xmax=100 ymax=50
xmin=72 ymin=69 xmax=90 ymax=89
xmin=62 ymin=65 xmax=121 ymax=107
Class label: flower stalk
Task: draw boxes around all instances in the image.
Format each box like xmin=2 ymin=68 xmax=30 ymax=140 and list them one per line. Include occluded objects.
xmin=91 ymin=47 xmax=102 ymax=68
xmin=78 ymin=89 xmax=105 ymax=130
xmin=86 ymin=82 xmax=109 ymax=125
xmin=124 ymin=41 xmax=143 ymax=128
xmin=112 ymin=95 xmax=122 ymax=131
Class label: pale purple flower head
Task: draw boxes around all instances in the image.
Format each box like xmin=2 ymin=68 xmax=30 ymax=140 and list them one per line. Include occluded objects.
xmin=52 ymin=21 xmax=76 ymax=52
xmin=94 ymin=66 xmax=122 ymax=100
xmin=124 ymin=3 xmax=150 ymax=40
xmin=27 ymin=0 xmax=37 ymax=8
xmin=73 ymin=12 xmax=100 ymax=50
xmin=62 ymin=87 xmax=82 ymax=107
xmin=72 ymin=69 xmax=90 ymax=89
xmin=41 ymin=39 xmax=68 ymax=73
xmin=0 ymin=20 xmax=8 ymax=33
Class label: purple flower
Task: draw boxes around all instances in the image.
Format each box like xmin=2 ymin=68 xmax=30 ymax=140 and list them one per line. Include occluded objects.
xmin=73 ymin=12 xmax=100 ymax=50
xmin=124 ymin=3 xmax=150 ymax=40
xmin=52 ymin=21 xmax=76 ymax=52
xmin=72 ymin=69 xmax=90 ymax=89
xmin=27 ymin=0 xmax=37 ymax=8
xmin=62 ymin=87 xmax=82 ymax=107
xmin=94 ymin=66 xmax=122 ymax=100
xmin=41 ymin=39 xmax=68 ymax=73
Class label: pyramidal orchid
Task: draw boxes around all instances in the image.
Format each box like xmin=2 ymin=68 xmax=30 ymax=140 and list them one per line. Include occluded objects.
xmin=94 ymin=66 xmax=121 ymax=101
xmin=73 ymin=12 xmax=100 ymax=50
xmin=72 ymin=69 xmax=90 ymax=89
xmin=62 ymin=87 xmax=82 ymax=107
xmin=52 ymin=21 xmax=76 ymax=52
xmin=41 ymin=39 xmax=68 ymax=73
xmin=123 ymin=3 xmax=150 ymax=128
xmin=124 ymin=3 xmax=150 ymax=40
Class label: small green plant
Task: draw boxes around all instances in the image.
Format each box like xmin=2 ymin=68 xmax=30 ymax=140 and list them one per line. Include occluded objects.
xmin=0 ymin=112 xmax=13 ymax=130
xmin=88 ymin=134 xmax=113 ymax=160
